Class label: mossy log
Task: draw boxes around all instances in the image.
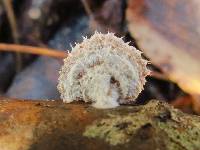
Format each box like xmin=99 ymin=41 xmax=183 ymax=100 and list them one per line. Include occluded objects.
xmin=0 ymin=98 xmax=200 ymax=150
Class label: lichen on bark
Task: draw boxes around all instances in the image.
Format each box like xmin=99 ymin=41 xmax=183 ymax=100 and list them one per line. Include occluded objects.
xmin=83 ymin=100 xmax=200 ymax=149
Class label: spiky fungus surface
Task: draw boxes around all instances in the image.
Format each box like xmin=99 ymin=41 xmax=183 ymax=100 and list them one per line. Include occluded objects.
xmin=57 ymin=32 xmax=150 ymax=109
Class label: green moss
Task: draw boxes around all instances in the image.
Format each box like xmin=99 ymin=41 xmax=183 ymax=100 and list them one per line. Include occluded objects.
xmin=83 ymin=100 xmax=200 ymax=149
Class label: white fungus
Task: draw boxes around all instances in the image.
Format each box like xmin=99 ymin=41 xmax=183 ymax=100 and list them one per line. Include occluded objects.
xmin=57 ymin=32 xmax=149 ymax=109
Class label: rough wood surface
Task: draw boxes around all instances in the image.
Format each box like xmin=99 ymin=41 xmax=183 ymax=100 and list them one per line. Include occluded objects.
xmin=0 ymin=98 xmax=200 ymax=150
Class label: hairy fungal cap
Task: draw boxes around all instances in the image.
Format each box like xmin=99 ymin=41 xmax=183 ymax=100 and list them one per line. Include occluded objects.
xmin=58 ymin=32 xmax=150 ymax=108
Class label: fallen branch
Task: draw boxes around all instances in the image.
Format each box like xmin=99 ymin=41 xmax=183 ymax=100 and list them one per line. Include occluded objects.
xmin=0 ymin=98 xmax=199 ymax=150
xmin=0 ymin=43 xmax=67 ymax=58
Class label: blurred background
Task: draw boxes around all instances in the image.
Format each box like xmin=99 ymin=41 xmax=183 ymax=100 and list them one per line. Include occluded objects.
xmin=0 ymin=0 xmax=200 ymax=114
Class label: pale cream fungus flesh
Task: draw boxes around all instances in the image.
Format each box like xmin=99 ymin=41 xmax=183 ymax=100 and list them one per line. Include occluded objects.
xmin=57 ymin=32 xmax=150 ymax=109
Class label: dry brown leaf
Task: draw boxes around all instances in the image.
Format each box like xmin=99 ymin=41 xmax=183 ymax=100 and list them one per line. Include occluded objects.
xmin=126 ymin=0 xmax=200 ymax=97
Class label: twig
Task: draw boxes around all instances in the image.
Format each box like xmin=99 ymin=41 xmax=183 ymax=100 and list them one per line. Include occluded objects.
xmin=81 ymin=0 xmax=93 ymax=18
xmin=81 ymin=0 xmax=99 ymax=31
xmin=2 ymin=0 xmax=19 ymax=43
xmin=191 ymin=95 xmax=200 ymax=114
xmin=0 ymin=43 xmax=67 ymax=58
xmin=2 ymin=0 xmax=22 ymax=71
xmin=171 ymin=96 xmax=192 ymax=108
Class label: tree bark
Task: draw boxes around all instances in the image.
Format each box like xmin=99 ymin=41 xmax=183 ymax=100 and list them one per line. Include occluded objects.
xmin=0 ymin=98 xmax=199 ymax=150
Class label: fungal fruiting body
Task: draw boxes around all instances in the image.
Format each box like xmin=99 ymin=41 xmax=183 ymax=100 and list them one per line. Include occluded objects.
xmin=57 ymin=32 xmax=150 ymax=109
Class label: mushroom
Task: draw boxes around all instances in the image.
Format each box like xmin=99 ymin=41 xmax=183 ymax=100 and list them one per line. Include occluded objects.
xmin=57 ymin=32 xmax=150 ymax=108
